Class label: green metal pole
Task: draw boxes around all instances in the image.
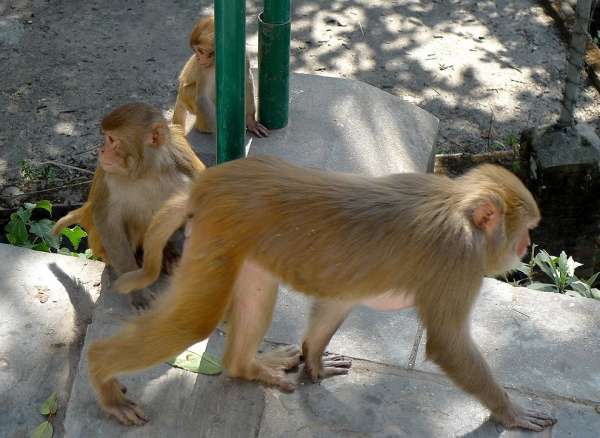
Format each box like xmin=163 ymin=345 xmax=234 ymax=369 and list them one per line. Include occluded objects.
xmin=258 ymin=0 xmax=291 ymax=129
xmin=215 ymin=0 xmax=246 ymax=163
xmin=263 ymin=0 xmax=290 ymax=22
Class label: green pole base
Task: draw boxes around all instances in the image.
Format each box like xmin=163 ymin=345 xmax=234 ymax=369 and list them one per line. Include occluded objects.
xmin=258 ymin=13 xmax=291 ymax=130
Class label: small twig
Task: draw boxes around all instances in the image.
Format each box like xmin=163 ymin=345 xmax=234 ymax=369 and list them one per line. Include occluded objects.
xmin=486 ymin=108 xmax=495 ymax=150
xmin=36 ymin=160 xmax=94 ymax=175
xmin=512 ymin=308 xmax=530 ymax=318
xmin=3 ymin=179 xmax=92 ymax=199
xmin=70 ymin=145 xmax=98 ymax=157
xmin=358 ymin=21 xmax=365 ymax=38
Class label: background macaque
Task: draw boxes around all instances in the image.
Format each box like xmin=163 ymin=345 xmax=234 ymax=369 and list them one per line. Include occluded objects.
xmin=88 ymin=156 xmax=555 ymax=432
xmin=172 ymin=16 xmax=269 ymax=137
xmin=52 ymin=102 xmax=205 ymax=309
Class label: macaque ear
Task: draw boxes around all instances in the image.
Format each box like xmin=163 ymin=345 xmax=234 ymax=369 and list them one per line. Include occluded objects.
xmin=472 ymin=200 xmax=502 ymax=233
xmin=148 ymin=123 xmax=168 ymax=147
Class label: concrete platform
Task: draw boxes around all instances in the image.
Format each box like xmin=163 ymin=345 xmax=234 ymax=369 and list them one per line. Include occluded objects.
xmin=0 ymin=244 xmax=104 ymax=437
xmin=2 ymin=243 xmax=600 ymax=437
xmin=187 ymin=72 xmax=439 ymax=174
xmin=2 ymin=74 xmax=599 ymax=437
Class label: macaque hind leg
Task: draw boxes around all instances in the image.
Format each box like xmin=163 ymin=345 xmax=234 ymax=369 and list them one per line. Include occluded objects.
xmin=301 ymin=299 xmax=354 ymax=383
xmin=88 ymin=256 xmax=236 ymax=425
xmin=223 ymin=261 xmax=301 ymax=391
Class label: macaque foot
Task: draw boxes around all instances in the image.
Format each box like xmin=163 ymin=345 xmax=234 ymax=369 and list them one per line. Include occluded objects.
xmin=162 ymin=243 xmax=181 ymax=275
xmin=246 ymin=118 xmax=269 ymax=138
xmin=494 ymin=403 xmax=556 ymax=431
xmin=304 ymin=351 xmax=352 ymax=383
xmin=98 ymin=379 xmax=148 ymax=426
xmin=129 ymin=288 xmax=156 ymax=311
xmin=230 ymin=346 xmax=301 ymax=392
xmin=258 ymin=344 xmax=302 ymax=371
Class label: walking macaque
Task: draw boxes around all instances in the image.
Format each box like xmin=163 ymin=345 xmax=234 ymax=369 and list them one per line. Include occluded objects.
xmin=172 ymin=16 xmax=269 ymax=137
xmin=52 ymin=102 xmax=205 ymax=309
xmin=88 ymin=157 xmax=555 ymax=431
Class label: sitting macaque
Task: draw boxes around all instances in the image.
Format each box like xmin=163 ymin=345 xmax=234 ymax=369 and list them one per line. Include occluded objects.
xmin=52 ymin=102 xmax=205 ymax=309
xmin=89 ymin=157 xmax=556 ymax=432
xmin=172 ymin=16 xmax=269 ymax=137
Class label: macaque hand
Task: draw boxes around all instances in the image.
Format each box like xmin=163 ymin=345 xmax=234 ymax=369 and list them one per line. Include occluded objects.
xmin=246 ymin=117 xmax=269 ymax=138
xmin=128 ymin=287 xmax=156 ymax=311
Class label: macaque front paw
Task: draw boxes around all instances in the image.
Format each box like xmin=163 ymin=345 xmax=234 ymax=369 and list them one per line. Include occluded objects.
xmin=129 ymin=288 xmax=156 ymax=311
xmin=304 ymin=351 xmax=352 ymax=383
xmin=98 ymin=379 xmax=148 ymax=426
xmin=246 ymin=118 xmax=269 ymax=138
xmin=494 ymin=403 xmax=556 ymax=431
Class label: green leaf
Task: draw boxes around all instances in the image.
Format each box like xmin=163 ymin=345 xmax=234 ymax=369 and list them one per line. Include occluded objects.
xmin=23 ymin=202 xmax=36 ymax=211
xmin=16 ymin=207 xmax=32 ymax=226
xmin=57 ymin=247 xmax=71 ymax=256
xmin=30 ymin=219 xmax=60 ymax=249
xmin=168 ymin=350 xmax=222 ymax=375
xmin=5 ymin=214 xmax=30 ymax=246
xmin=30 ymin=421 xmax=53 ymax=438
xmin=565 ymin=255 xmax=582 ymax=277
xmin=515 ymin=262 xmax=531 ymax=277
xmin=584 ymin=272 xmax=599 ymax=287
xmin=32 ymin=242 xmax=51 ymax=253
xmin=39 ymin=392 xmax=58 ymax=415
xmin=60 ymin=225 xmax=87 ymax=251
xmin=35 ymin=200 xmax=53 ymax=214
xmin=528 ymin=282 xmax=558 ymax=293
xmin=570 ymin=281 xmax=591 ymax=298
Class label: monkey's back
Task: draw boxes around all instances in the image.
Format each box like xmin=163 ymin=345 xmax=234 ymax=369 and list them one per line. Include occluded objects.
xmin=188 ymin=156 xmax=482 ymax=299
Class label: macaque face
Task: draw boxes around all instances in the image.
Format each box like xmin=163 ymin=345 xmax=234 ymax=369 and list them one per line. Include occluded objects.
xmin=492 ymin=222 xmax=536 ymax=276
xmin=99 ymin=131 xmax=129 ymax=175
xmin=193 ymin=45 xmax=214 ymax=67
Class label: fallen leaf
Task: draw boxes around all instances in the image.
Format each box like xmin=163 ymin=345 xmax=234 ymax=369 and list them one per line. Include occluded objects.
xmin=168 ymin=350 xmax=222 ymax=375
xmin=39 ymin=392 xmax=58 ymax=415
xmin=31 ymin=421 xmax=53 ymax=438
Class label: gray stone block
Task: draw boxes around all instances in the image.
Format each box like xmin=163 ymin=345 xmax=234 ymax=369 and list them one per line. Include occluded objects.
xmin=0 ymin=244 xmax=104 ymax=437
xmin=188 ymin=72 xmax=438 ymax=175
xmin=258 ymin=358 xmax=597 ymax=438
xmin=415 ymin=278 xmax=600 ymax=402
xmin=266 ymin=286 xmax=420 ymax=369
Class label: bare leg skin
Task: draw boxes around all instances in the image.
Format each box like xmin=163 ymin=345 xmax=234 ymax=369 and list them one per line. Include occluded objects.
xmin=223 ymin=261 xmax=301 ymax=391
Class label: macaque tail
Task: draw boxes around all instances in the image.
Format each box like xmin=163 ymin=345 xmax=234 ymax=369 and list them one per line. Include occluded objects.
xmin=51 ymin=207 xmax=85 ymax=236
xmin=114 ymin=192 xmax=189 ymax=293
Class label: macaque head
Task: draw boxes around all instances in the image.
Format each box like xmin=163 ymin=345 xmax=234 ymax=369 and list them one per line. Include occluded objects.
xmin=190 ymin=17 xmax=215 ymax=67
xmin=463 ymin=165 xmax=540 ymax=275
xmin=99 ymin=103 xmax=169 ymax=176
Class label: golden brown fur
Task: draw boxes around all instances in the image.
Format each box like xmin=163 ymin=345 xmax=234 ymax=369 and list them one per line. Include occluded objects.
xmin=89 ymin=156 xmax=554 ymax=431
xmin=172 ymin=16 xmax=268 ymax=137
xmin=52 ymin=103 xmax=205 ymax=309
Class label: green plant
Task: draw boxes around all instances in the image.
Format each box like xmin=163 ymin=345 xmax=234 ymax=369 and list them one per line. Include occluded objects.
xmin=4 ymin=200 xmax=94 ymax=259
xmin=516 ymin=245 xmax=600 ymax=300
xmin=20 ymin=159 xmax=58 ymax=184
xmin=31 ymin=392 xmax=58 ymax=438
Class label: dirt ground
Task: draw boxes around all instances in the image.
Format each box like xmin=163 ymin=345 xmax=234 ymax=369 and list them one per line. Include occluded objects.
xmin=1 ymin=0 xmax=599 ymax=206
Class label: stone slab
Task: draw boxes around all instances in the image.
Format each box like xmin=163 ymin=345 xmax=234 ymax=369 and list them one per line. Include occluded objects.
xmin=415 ymin=278 xmax=600 ymax=403
xmin=0 ymin=244 xmax=104 ymax=437
xmin=188 ymin=72 xmax=439 ymax=174
xmin=258 ymin=358 xmax=600 ymax=438
xmin=63 ymin=276 xmax=265 ymax=438
xmin=265 ymin=286 xmax=420 ymax=369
